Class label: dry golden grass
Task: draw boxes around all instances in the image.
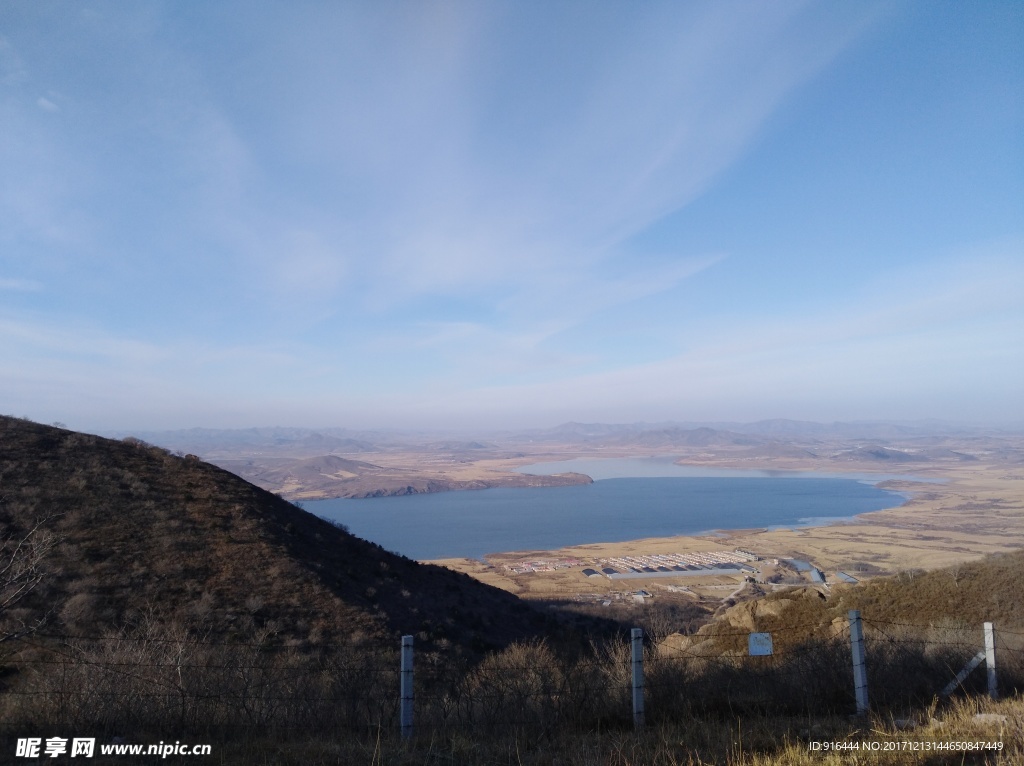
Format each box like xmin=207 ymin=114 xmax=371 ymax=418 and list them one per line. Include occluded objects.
xmin=105 ymin=695 xmax=1020 ymax=765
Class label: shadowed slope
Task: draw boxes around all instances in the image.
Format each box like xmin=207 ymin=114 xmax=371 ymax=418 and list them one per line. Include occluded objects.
xmin=0 ymin=416 xmax=549 ymax=650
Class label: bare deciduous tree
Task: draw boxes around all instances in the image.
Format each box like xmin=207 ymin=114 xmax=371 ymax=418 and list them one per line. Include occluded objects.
xmin=0 ymin=513 xmax=58 ymax=643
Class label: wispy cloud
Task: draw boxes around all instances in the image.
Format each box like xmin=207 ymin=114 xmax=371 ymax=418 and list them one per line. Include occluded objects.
xmin=1 ymin=3 xmax=873 ymax=317
xmin=0 ymin=36 xmax=27 ymax=86
xmin=1 ymin=2 xmax=1019 ymax=430
xmin=230 ymin=2 xmax=878 ymax=308
xmin=388 ymin=249 xmax=1024 ymax=426
xmin=0 ymin=246 xmax=1017 ymax=430
xmin=0 ymin=277 xmax=42 ymax=292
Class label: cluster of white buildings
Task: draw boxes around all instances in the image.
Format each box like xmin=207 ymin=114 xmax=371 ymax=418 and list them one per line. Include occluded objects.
xmin=600 ymin=549 xmax=758 ymax=572
xmin=504 ymin=557 xmax=584 ymax=574
xmin=502 ymin=549 xmax=761 ymax=578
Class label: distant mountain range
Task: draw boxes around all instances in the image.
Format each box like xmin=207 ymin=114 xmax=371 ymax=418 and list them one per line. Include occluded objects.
xmin=520 ymin=418 xmax=1023 ymax=443
xmin=93 ymin=421 xmax=1023 ymax=502
xmin=108 ymin=418 xmax=1023 ymax=459
xmin=103 ymin=426 xmax=380 ymax=456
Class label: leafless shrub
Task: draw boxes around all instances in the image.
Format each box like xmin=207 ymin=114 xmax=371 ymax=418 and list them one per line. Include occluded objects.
xmin=0 ymin=514 xmax=59 ymax=644
xmin=2 ymin=617 xmax=1021 ymax=749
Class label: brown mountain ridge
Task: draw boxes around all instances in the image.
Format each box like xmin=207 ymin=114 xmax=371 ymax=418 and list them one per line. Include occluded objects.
xmin=0 ymin=416 xmax=556 ymax=652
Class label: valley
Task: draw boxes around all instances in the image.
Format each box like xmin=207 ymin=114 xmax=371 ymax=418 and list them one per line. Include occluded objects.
xmin=127 ymin=421 xmax=1024 ymax=607
xmin=3 ymin=416 xmax=1023 ymax=764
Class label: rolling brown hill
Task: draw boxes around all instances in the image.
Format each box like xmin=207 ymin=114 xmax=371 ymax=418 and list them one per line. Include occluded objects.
xmin=0 ymin=416 xmax=554 ymax=651
xmin=665 ymin=548 xmax=1024 ymax=658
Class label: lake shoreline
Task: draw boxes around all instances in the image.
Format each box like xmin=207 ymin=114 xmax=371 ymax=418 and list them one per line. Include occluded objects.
xmin=425 ymin=462 xmax=1023 ymax=599
xmin=307 ymin=471 xmax=906 ymax=561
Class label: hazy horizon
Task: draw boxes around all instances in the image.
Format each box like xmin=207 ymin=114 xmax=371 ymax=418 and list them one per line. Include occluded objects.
xmin=98 ymin=416 xmax=1024 ymax=442
xmin=2 ymin=2 xmax=1022 ymax=433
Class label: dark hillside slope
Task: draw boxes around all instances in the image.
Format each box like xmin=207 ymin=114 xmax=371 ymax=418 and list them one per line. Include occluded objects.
xmin=0 ymin=416 xmax=545 ymax=650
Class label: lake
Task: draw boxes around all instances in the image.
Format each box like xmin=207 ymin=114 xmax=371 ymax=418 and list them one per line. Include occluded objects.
xmin=304 ymin=459 xmax=909 ymax=560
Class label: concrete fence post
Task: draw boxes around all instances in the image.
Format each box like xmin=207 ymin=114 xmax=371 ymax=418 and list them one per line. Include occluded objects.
xmin=400 ymin=635 xmax=414 ymax=739
xmin=631 ymin=627 xmax=645 ymax=729
xmin=848 ymin=610 xmax=869 ymax=716
xmin=984 ymin=622 xmax=998 ymax=700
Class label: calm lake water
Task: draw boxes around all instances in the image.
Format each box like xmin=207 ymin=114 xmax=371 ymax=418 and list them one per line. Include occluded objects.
xmin=304 ymin=459 xmax=909 ymax=560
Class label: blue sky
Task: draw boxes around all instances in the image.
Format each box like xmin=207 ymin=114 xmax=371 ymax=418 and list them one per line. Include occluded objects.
xmin=1 ymin=1 xmax=1021 ymax=431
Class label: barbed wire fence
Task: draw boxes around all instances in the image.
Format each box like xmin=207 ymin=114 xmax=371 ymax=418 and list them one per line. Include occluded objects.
xmin=0 ymin=613 xmax=1020 ymax=742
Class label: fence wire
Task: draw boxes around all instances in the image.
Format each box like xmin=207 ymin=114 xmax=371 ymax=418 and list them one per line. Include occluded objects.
xmin=1 ymin=615 xmax=1020 ymax=741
